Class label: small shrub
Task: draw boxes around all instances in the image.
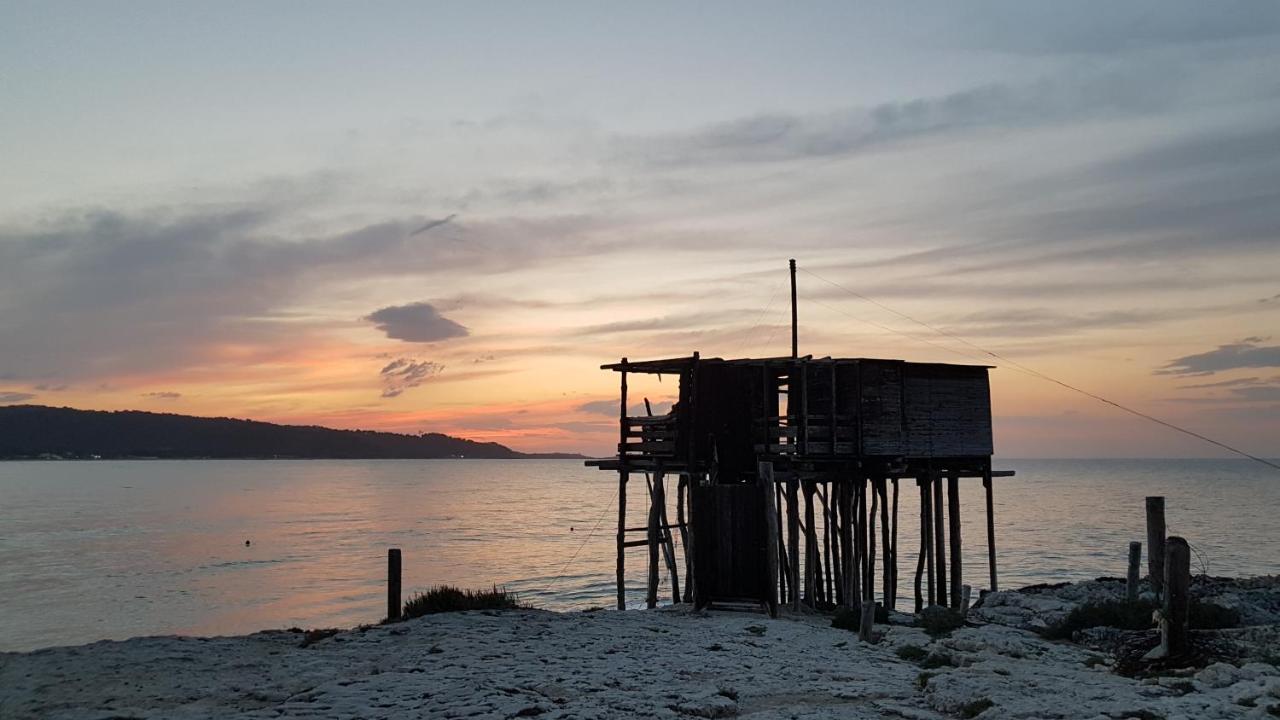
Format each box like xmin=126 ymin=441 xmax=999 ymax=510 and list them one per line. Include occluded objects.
xmin=401 ymin=584 xmax=521 ymax=619
xmin=896 ymin=645 xmax=928 ymax=661
xmin=921 ymin=652 xmax=957 ymax=669
xmin=916 ymin=671 xmax=936 ymax=689
xmin=959 ymin=698 xmax=994 ymax=718
xmin=918 ymin=606 xmax=965 ymax=637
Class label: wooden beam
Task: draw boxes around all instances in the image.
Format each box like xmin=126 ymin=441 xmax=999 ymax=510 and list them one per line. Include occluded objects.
xmin=922 ymin=477 xmax=935 ymax=607
xmin=678 ymin=475 xmax=693 ymax=604
xmin=842 ymin=478 xmax=858 ymax=610
xmin=803 ymin=479 xmax=818 ymax=607
xmin=646 ymin=467 xmax=662 ymax=609
xmin=617 ymin=359 xmax=629 ymax=611
xmin=787 ymin=476 xmax=801 ymax=612
xmin=879 ymin=477 xmax=891 ymax=612
xmin=1146 ymin=496 xmax=1166 ymax=601
xmin=890 ymin=478 xmax=900 ymax=611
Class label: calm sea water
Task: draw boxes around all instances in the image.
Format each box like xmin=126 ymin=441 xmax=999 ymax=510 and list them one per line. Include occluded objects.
xmin=0 ymin=458 xmax=1276 ymax=651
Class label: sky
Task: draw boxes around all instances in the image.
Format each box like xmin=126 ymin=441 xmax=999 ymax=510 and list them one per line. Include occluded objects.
xmin=1 ymin=1 xmax=1278 ymax=458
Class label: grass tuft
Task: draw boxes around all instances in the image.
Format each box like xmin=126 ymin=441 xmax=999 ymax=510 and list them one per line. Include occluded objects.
xmin=959 ymin=698 xmax=994 ymax=718
xmin=1043 ymin=599 xmax=1240 ymax=640
xmin=401 ymin=584 xmax=521 ymax=619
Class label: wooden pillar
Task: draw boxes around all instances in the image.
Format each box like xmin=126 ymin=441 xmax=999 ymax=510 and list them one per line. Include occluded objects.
xmin=653 ymin=474 xmax=680 ymax=604
xmin=932 ymin=473 xmax=947 ymax=607
xmin=775 ymin=481 xmax=788 ymax=602
xmin=842 ymin=477 xmax=858 ymax=610
xmin=890 ymin=478 xmax=899 ymax=611
xmin=859 ymin=600 xmax=875 ymax=643
xmin=947 ymin=473 xmax=962 ymax=608
xmin=921 ymin=477 xmax=934 ymax=607
xmin=646 ymin=467 xmax=663 ymax=609
xmin=983 ymin=464 xmax=998 ymax=592
xmin=866 ymin=477 xmax=877 ymax=603
xmin=758 ymin=462 xmax=780 ymax=617
xmin=1146 ymin=496 xmax=1166 ymax=601
xmin=821 ymin=485 xmax=834 ymax=605
xmin=787 ymin=476 xmax=801 ymax=612
xmin=387 ymin=548 xmax=402 ymax=621
xmin=1126 ymin=541 xmax=1142 ymax=603
xmin=617 ymin=360 xmax=629 ymax=610
xmin=879 ymin=478 xmax=891 ymax=612
xmin=678 ymin=475 xmax=693 ymax=604
xmin=829 ymin=484 xmax=843 ymax=606
xmin=1161 ymin=536 xmax=1191 ymax=657
xmin=803 ymin=479 xmax=818 ymax=607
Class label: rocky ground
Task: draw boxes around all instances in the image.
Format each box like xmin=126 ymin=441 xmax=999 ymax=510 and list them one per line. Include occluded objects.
xmin=2 ymin=577 xmax=1278 ymax=719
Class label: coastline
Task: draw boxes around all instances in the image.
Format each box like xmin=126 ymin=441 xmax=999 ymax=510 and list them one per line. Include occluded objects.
xmin=3 ymin=578 xmax=1278 ymax=719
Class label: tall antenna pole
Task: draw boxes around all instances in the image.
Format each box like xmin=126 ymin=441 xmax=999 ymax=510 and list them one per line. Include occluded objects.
xmin=789 ymin=258 xmax=798 ymax=358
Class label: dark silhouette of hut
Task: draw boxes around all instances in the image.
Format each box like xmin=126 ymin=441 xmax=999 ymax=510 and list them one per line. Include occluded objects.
xmin=586 ymin=352 xmax=1013 ymax=617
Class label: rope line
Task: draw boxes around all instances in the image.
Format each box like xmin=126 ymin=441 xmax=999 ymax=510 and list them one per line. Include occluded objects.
xmin=797 ymin=264 xmax=1280 ymax=472
xmin=539 ymin=484 xmax=618 ymax=596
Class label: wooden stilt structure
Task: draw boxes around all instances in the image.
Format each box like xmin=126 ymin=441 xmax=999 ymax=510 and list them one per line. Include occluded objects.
xmin=932 ymin=473 xmax=947 ymax=607
xmin=948 ymin=473 xmax=962 ymax=608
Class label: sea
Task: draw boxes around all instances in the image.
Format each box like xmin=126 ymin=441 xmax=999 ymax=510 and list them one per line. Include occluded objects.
xmin=1 ymin=458 xmax=1276 ymax=652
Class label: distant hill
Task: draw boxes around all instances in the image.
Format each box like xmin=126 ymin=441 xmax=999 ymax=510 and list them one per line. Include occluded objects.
xmin=0 ymin=405 xmax=585 ymax=460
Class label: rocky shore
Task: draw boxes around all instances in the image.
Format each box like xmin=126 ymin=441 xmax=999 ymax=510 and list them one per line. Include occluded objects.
xmin=2 ymin=577 xmax=1277 ymax=719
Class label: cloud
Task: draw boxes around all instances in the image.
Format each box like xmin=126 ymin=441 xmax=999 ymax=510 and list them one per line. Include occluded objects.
xmin=1261 ymin=294 xmax=1280 ymax=304
xmin=1159 ymin=339 xmax=1280 ymax=376
xmin=1180 ymin=377 xmax=1265 ymax=390
xmin=379 ymin=358 xmax=444 ymax=398
xmin=141 ymin=391 xmax=181 ymax=399
xmin=409 ymin=214 xmax=457 ymax=236
xmin=364 ymin=302 xmax=469 ymax=343
xmin=621 ymin=70 xmax=1184 ymax=167
xmin=0 ymin=391 xmax=36 ymax=404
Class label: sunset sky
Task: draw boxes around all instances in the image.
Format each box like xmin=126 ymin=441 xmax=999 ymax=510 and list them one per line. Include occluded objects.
xmin=2 ymin=1 xmax=1278 ymax=457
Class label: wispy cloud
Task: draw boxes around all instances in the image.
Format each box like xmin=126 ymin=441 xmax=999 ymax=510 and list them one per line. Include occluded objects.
xmin=1159 ymin=338 xmax=1280 ymax=376
xmin=0 ymin=391 xmax=36 ymax=404
xmin=379 ymin=358 xmax=444 ymax=398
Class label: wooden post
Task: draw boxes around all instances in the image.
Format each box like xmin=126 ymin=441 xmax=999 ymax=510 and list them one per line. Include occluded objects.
xmin=759 ymin=462 xmax=780 ymax=617
xmin=1161 ymin=536 xmax=1191 ymax=657
xmin=387 ymin=548 xmax=402 ymax=621
xmin=961 ymin=584 xmax=972 ymax=617
xmin=983 ymin=465 xmax=998 ymax=592
xmin=775 ymin=481 xmax=787 ymax=602
xmin=787 ymin=476 xmax=801 ymax=612
xmin=922 ymin=477 xmax=934 ymax=607
xmin=789 ymin=258 xmax=798 ymax=358
xmin=1126 ymin=541 xmax=1142 ymax=603
xmin=617 ymin=360 xmax=629 ymax=610
xmin=803 ymin=480 xmax=818 ymax=607
xmin=859 ymin=601 xmax=875 ymax=643
xmin=932 ymin=473 xmax=947 ymax=607
xmin=652 ymin=474 xmax=680 ymax=603
xmin=821 ymin=485 xmax=834 ymax=605
xmin=1146 ymin=496 xmax=1166 ymax=601
xmin=879 ymin=478 xmax=891 ymax=612
xmin=866 ymin=477 xmax=877 ymax=603
xmin=646 ymin=467 xmax=663 ymax=609
xmin=828 ymin=484 xmax=842 ymax=606
xmin=842 ymin=478 xmax=858 ymax=610
xmin=947 ymin=473 xmax=962 ymax=608
xmin=677 ymin=476 xmax=692 ymax=603
xmin=890 ymin=478 xmax=899 ymax=611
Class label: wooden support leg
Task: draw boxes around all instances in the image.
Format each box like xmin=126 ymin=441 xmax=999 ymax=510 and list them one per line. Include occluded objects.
xmin=842 ymin=478 xmax=858 ymax=610
xmin=866 ymin=477 xmax=877 ymax=603
xmin=879 ymin=478 xmax=891 ymax=612
xmin=803 ymin=480 xmax=818 ymax=607
xmin=830 ymin=484 xmax=843 ymax=607
xmin=1127 ymin=541 xmax=1142 ymax=603
xmin=922 ymin=477 xmax=935 ymax=607
xmin=933 ymin=473 xmax=947 ymax=607
xmin=775 ymin=481 xmax=788 ymax=602
xmin=1160 ymin=536 xmax=1191 ymax=657
xmin=890 ymin=478 xmax=899 ymax=611
xmin=948 ymin=473 xmax=962 ymax=608
xmin=617 ymin=471 xmax=628 ymax=610
xmin=678 ymin=475 xmax=693 ymax=604
xmin=646 ymin=469 xmax=662 ymax=609
xmin=758 ymin=462 xmax=780 ymax=617
xmin=983 ymin=466 xmax=998 ymax=592
xmin=787 ymin=477 xmax=801 ymax=612
xmin=652 ymin=473 xmax=680 ymax=604
xmin=821 ymin=485 xmax=834 ymax=606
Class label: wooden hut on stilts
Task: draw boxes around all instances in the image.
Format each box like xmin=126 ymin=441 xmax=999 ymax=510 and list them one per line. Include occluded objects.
xmin=586 ymin=260 xmax=1013 ymax=616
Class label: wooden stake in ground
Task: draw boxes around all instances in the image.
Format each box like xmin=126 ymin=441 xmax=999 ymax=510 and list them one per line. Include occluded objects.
xmin=983 ymin=464 xmax=999 ymax=592
xmin=1146 ymin=496 xmax=1166 ymax=601
xmin=932 ymin=473 xmax=947 ymax=607
xmin=859 ymin=601 xmax=876 ymax=643
xmin=387 ymin=548 xmax=402 ymax=621
xmin=842 ymin=478 xmax=858 ymax=610
xmin=678 ymin=475 xmax=693 ymax=604
xmin=1127 ymin=541 xmax=1142 ymax=603
xmin=1153 ymin=536 xmax=1191 ymax=659
xmin=787 ymin=477 xmax=801 ymax=612
xmin=646 ymin=467 xmax=663 ymax=609
xmin=947 ymin=473 xmax=962 ymax=608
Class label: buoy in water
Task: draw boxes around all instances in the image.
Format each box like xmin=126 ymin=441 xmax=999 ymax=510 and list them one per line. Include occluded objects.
xmin=245 ymin=540 xmax=251 ymax=546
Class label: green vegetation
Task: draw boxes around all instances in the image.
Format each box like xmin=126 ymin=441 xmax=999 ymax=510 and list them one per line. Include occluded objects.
xmin=917 ymin=606 xmax=966 ymax=636
xmin=959 ymin=698 xmax=994 ymax=718
xmin=895 ymin=644 xmax=928 ymax=661
xmin=401 ymin=585 xmax=522 ymax=619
